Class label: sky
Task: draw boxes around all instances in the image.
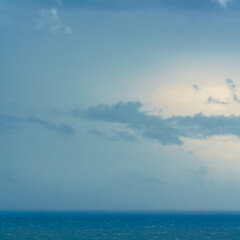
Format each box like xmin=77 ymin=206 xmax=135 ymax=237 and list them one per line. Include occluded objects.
xmin=2 ymin=0 xmax=240 ymax=211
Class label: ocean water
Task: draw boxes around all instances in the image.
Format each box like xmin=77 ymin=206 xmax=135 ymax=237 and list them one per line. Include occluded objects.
xmin=1 ymin=212 xmax=240 ymax=239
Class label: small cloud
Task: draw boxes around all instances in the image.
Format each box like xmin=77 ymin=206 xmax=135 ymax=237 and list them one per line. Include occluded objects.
xmin=192 ymin=84 xmax=199 ymax=92
xmin=38 ymin=8 xmax=71 ymax=34
xmin=216 ymin=0 xmax=232 ymax=8
xmin=206 ymin=96 xmax=228 ymax=105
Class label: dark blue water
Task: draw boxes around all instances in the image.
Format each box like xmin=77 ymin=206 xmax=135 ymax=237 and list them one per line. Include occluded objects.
xmin=1 ymin=212 xmax=240 ymax=239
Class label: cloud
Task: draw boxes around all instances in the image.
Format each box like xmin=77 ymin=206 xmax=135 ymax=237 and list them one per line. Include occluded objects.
xmin=0 ymin=113 xmax=75 ymax=136
xmin=87 ymin=129 xmax=137 ymax=142
xmin=226 ymin=78 xmax=236 ymax=90
xmin=56 ymin=0 xmax=62 ymax=6
xmin=192 ymin=84 xmax=199 ymax=92
xmin=109 ymin=131 xmax=137 ymax=142
xmin=38 ymin=8 xmax=71 ymax=34
xmin=226 ymin=79 xmax=240 ymax=103
xmin=73 ymin=101 xmax=184 ymax=146
xmin=170 ymin=113 xmax=240 ymax=139
xmin=73 ymin=101 xmax=240 ymax=146
xmin=26 ymin=117 xmax=75 ymax=135
xmin=206 ymin=96 xmax=228 ymax=105
xmin=216 ymin=0 xmax=232 ymax=8
xmin=0 ymin=114 xmax=21 ymax=134
xmin=87 ymin=129 xmax=105 ymax=137
xmin=233 ymin=95 xmax=240 ymax=103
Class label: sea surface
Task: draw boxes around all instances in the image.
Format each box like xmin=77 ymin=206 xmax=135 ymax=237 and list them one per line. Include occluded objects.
xmin=1 ymin=212 xmax=240 ymax=239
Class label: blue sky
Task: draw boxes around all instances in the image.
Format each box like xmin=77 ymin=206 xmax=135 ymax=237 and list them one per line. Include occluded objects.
xmin=2 ymin=0 xmax=240 ymax=211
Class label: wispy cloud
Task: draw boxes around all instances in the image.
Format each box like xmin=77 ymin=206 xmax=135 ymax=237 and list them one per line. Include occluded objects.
xmin=216 ymin=0 xmax=232 ymax=8
xmin=0 ymin=114 xmax=21 ymax=134
xmin=56 ymin=0 xmax=62 ymax=6
xmin=87 ymin=129 xmax=105 ymax=137
xmin=38 ymin=8 xmax=71 ymax=34
xmin=26 ymin=117 xmax=75 ymax=135
xmin=109 ymin=130 xmax=137 ymax=142
xmin=206 ymin=96 xmax=228 ymax=105
xmin=0 ymin=113 xmax=75 ymax=136
xmin=171 ymin=113 xmax=240 ymax=139
xmin=87 ymin=129 xmax=137 ymax=142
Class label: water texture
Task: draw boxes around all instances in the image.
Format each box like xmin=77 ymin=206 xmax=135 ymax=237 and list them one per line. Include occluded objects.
xmin=1 ymin=212 xmax=240 ymax=239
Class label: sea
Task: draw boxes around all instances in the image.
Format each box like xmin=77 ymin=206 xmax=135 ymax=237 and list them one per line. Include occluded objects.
xmin=1 ymin=212 xmax=240 ymax=239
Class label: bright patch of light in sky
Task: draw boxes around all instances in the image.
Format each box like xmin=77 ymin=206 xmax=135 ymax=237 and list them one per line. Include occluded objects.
xmin=150 ymin=81 xmax=240 ymax=116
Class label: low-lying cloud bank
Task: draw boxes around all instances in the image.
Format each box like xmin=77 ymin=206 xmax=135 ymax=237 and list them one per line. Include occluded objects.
xmin=73 ymin=101 xmax=240 ymax=145
xmin=3 ymin=100 xmax=240 ymax=145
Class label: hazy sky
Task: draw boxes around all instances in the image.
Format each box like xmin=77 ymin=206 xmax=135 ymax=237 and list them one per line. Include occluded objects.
xmin=2 ymin=0 xmax=240 ymax=211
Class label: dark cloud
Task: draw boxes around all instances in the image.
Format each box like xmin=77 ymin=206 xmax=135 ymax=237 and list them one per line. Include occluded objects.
xmin=74 ymin=101 xmax=183 ymax=145
xmin=74 ymin=101 xmax=143 ymax=124
xmin=75 ymin=101 xmax=240 ymax=145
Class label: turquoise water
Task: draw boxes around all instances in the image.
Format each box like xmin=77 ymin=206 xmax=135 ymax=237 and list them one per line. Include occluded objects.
xmin=1 ymin=212 xmax=240 ymax=239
